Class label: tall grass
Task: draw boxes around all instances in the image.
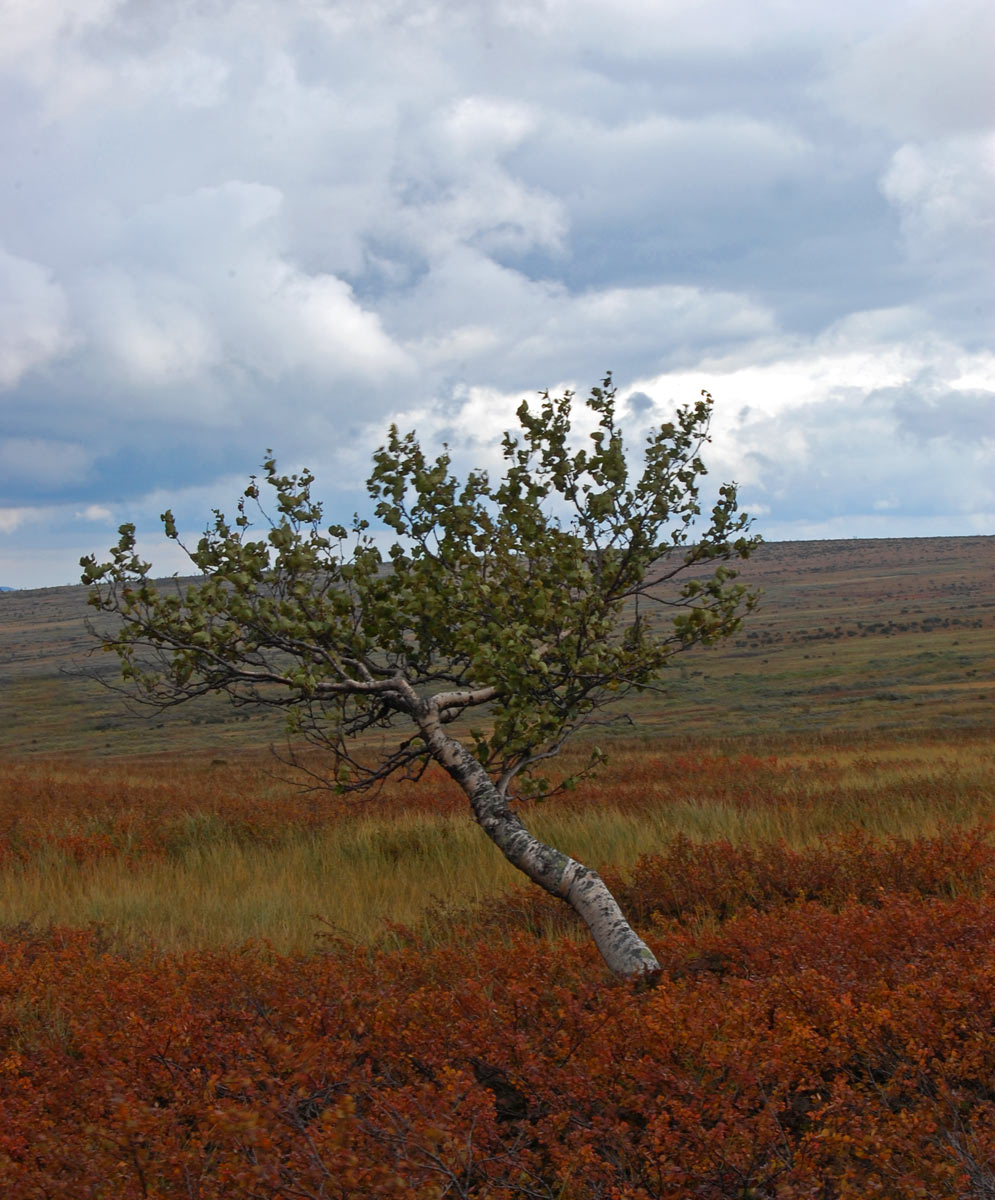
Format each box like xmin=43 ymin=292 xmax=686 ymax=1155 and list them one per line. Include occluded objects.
xmin=0 ymin=730 xmax=992 ymax=952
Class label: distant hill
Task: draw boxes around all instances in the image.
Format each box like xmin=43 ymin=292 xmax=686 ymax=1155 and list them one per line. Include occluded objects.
xmin=0 ymin=536 xmax=992 ymax=757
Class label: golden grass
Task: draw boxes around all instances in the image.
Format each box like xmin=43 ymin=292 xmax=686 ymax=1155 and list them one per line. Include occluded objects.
xmin=1 ymin=730 xmax=992 ymax=953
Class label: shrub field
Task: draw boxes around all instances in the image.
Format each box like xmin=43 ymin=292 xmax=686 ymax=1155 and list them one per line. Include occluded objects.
xmin=2 ymin=731 xmax=995 ymax=1197
xmin=2 ymin=536 xmax=993 ymax=1195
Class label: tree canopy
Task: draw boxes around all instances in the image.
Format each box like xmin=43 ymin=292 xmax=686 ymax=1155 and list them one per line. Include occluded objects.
xmin=82 ymin=375 xmax=759 ymax=977
xmin=83 ymin=376 xmax=756 ymax=794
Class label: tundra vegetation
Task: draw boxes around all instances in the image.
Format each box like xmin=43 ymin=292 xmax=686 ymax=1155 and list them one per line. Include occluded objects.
xmin=80 ymin=377 xmax=758 ymax=978
xmin=1 ymin=734 xmax=995 ymax=1196
xmin=1 ymin=435 xmax=993 ymax=1194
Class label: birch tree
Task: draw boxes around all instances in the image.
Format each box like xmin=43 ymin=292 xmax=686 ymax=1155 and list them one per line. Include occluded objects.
xmin=82 ymin=376 xmax=758 ymax=979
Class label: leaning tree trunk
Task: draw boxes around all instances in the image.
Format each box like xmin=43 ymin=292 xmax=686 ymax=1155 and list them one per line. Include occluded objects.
xmin=421 ymin=719 xmax=660 ymax=981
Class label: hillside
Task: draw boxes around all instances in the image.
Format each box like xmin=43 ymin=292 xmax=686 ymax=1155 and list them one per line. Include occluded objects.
xmin=0 ymin=535 xmax=992 ymax=756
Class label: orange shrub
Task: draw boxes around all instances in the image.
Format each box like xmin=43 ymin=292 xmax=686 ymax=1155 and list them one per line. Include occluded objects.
xmin=2 ymin=895 xmax=995 ymax=1197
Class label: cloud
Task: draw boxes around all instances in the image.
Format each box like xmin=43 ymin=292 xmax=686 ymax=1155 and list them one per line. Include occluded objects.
xmin=76 ymin=180 xmax=412 ymax=390
xmin=0 ymin=0 xmax=129 ymax=119
xmin=0 ymin=247 xmax=78 ymax=388
xmin=626 ymin=391 xmax=654 ymax=415
xmin=892 ymin=383 xmax=994 ymax=441
xmin=0 ymin=438 xmax=93 ymax=491
xmin=386 ymin=248 xmax=776 ymax=389
xmin=0 ymin=0 xmax=992 ymax=586
xmin=0 ymin=507 xmax=38 ymax=535
xmin=74 ymin=504 xmax=113 ymax=522
xmin=881 ymin=135 xmax=995 ymax=268
xmin=79 ymin=265 xmax=222 ymax=387
xmin=633 ymin=334 xmax=995 ymax=537
xmin=827 ymin=0 xmax=995 ymax=140
xmin=733 ymin=384 xmax=994 ymax=524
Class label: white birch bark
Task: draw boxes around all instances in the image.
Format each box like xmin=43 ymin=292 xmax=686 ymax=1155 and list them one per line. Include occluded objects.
xmin=419 ymin=712 xmax=661 ymax=981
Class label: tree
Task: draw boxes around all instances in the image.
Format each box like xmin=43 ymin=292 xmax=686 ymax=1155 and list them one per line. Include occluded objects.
xmin=82 ymin=375 xmax=759 ymax=979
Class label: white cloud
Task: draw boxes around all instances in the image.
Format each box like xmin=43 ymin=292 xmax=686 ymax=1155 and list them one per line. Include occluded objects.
xmin=631 ymin=327 xmax=995 ymax=538
xmin=0 ymin=247 xmax=78 ymax=387
xmin=882 ymin=135 xmax=995 ymax=264
xmin=73 ymin=180 xmax=412 ymax=397
xmin=240 ymin=259 xmax=412 ymax=381
xmin=0 ymin=507 xmax=38 ymax=535
xmin=79 ymin=266 xmax=222 ymax=387
xmin=439 ymin=95 xmax=537 ymax=158
xmin=495 ymin=0 xmax=897 ymax=57
xmin=828 ymin=0 xmax=995 ymax=139
xmin=633 ymin=309 xmax=995 ymax=428
xmin=0 ymin=0 xmax=119 ymax=61
xmin=122 ymin=47 xmax=230 ymax=110
xmin=0 ymin=0 xmax=992 ymax=587
xmin=407 ymin=169 xmax=567 ymax=258
xmin=520 ymin=110 xmax=814 ymax=226
xmin=0 ymin=0 xmax=127 ymax=118
xmin=388 ymin=247 xmax=776 ymax=387
xmin=950 ymin=355 xmax=995 ymax=393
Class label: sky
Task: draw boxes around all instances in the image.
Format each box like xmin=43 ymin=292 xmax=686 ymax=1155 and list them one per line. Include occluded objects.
xmin=1 ymin=0 xmax=993 ymax=589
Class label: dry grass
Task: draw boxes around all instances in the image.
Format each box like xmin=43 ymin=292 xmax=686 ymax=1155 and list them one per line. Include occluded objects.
xmin=1 ymin=730 xmax=992 ymax=952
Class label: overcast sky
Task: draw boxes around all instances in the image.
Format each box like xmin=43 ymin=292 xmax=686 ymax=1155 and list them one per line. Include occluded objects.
xmin=1 ymin=0 xmax=992 ymax=588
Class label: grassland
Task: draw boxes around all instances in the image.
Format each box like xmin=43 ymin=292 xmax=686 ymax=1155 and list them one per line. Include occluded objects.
xmin=0 ymin=731 xmax=992 ymax=953
xmin=1 ymin=536 xmax=994 ymax=1196
xmin=2 ymin=535 xmax=993 ymax=755
xmin=0 ymin=535 xmax=992 ymax=950
xmin=0 ymin=534 xmax=991 ymax=951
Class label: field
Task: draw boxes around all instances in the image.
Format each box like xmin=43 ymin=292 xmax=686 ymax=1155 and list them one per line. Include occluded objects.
xmin=2 ymin=536 xmax=993 ymax=755
xmin=1 ymin=536 xmax=994 ymax=1196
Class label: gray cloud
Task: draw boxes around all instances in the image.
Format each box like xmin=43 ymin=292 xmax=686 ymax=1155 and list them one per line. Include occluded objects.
xmin=0 ymin=0 xmax=992 ymax=586
xmin=0 ymin=247 xmax=78 ymax=387
xmin=890 ymin=385 xmax=995 ymax=445
xmin=826 ymin=0 xmax=995 ymax=140
xmin=731 ymin=381 xmax=995 ymax=526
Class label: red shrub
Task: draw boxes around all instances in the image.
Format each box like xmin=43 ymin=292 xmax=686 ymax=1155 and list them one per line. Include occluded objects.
xmin=3 ymin=895 xmax=995 ymax=1197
